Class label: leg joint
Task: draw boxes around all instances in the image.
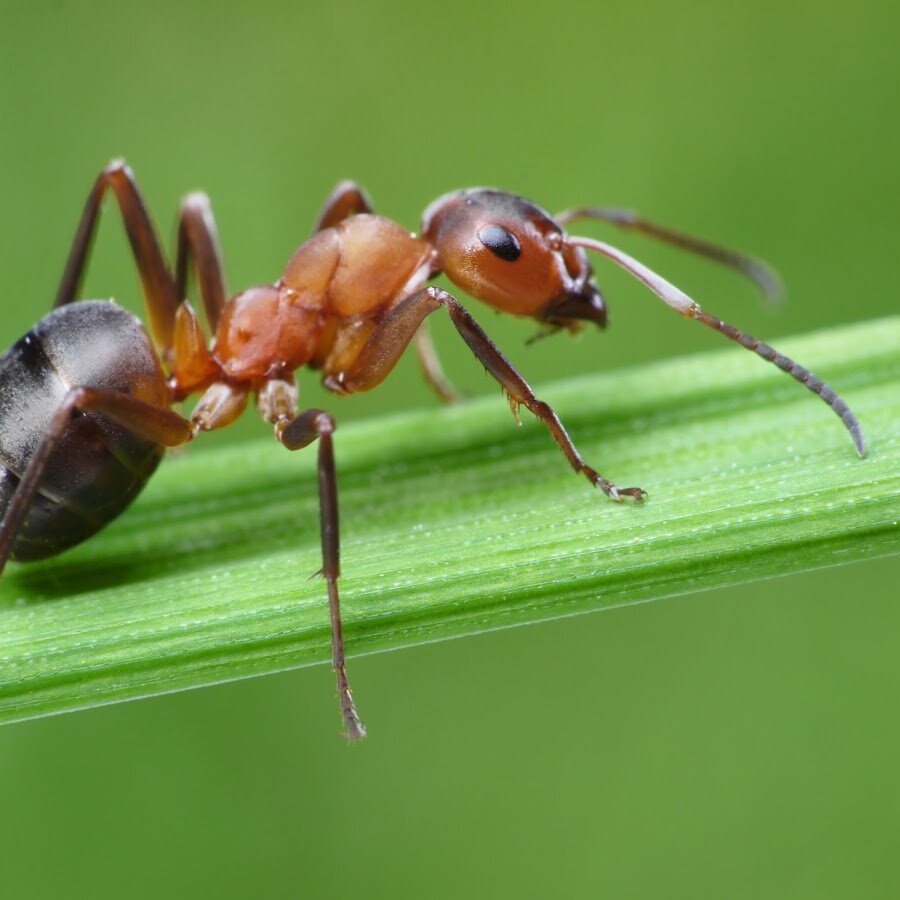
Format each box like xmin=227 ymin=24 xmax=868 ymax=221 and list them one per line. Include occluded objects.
xmin=312 ymin=411 xmax=335 ymax=436
xmin=278 ymin=408 xmax=336 ymax=451
xmin=426 ymin=285 xmax=456 ymax=307
xmin=181 ymin=191 xmax=212 ymax=215
xmin=103 ymin=158 xmax=132 ymax=182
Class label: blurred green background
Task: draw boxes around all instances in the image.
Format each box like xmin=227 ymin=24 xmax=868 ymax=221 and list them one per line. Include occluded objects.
xmin=1 ymin=1 xmax=898 ymax=897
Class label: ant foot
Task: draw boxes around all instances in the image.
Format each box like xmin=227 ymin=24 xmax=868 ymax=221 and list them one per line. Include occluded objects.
xmin=586 ymin=468 xmax=648 ymax=503
xmin=343 ymin=717 xmax=368 ymax=742
xmin=609 ymin=485 xmax=647 ymax=503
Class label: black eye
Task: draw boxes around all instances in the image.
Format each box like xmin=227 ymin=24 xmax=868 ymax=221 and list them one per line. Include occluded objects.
xmin=477 ymin=224 xmax=522 ymax=262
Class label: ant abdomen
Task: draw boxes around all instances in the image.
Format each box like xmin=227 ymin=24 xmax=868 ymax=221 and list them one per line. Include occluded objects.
xmin=0 ymin=301 xmax=166 ymax=560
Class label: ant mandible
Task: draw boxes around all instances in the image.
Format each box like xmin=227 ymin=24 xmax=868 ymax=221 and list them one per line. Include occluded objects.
xmin=0 ymin=161 xmax=865 ymax=740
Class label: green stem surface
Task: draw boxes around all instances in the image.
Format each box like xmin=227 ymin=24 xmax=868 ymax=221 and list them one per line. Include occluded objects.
xmin=1 ymin=317 xmax=898 ymax=725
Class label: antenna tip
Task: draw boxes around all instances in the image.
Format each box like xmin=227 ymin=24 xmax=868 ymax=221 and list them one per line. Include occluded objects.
xmin=849 ymin=420 xmax=867 ymax=458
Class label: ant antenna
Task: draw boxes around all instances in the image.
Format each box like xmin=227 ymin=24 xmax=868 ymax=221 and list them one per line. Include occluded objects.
xmin=557 ymin=207 xmax=785 ymax=303
xmin=568 ymin=235 xmax=865 ymax=457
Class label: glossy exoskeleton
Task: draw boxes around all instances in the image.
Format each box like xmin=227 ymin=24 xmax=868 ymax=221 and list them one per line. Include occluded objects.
xmin=0 ymin=162 xmax=865 ymax=740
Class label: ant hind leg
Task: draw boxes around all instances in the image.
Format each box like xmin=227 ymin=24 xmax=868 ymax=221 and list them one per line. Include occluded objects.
xmin=55 ymin=160 xmax=181 ymax=359
xmin=0 ymin=387 xmax=192 ymax=578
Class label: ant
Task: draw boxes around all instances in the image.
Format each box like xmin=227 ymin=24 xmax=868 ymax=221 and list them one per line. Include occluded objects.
xmin=0 ymin=161 xmax=865 ymax=740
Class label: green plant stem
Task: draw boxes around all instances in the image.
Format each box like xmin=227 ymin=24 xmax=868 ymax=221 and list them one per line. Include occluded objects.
xmin=1 ymin=317 xmax=898 ymax=726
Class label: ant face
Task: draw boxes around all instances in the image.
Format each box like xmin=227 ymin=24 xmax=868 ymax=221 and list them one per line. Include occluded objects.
xmin=422 ymin=189 xmax=607 ymax=330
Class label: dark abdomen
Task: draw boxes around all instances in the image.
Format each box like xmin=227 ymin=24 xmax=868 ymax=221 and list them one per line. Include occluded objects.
xmin=0 ymin=301 xmax=168 ymax=561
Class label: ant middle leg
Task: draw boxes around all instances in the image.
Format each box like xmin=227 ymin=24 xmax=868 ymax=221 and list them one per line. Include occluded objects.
xmin=326 ymin=287 xmax=646 ymax=502
xmin=55 ymin=160 xmax=180 ymax=359
xmin=413 ymin=321 xmax=464 ymax=404
xmin=259 ymin=381 xmax=365 ymax=740
xmin=174 ymin=193 xmax=230 ymax=334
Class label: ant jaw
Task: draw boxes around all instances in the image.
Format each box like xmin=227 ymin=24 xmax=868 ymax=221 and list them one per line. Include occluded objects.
xmin=541 ymin=282 xmax=608 ymax=330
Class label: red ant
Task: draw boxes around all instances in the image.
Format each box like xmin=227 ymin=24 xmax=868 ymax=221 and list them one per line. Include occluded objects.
xmin=0 ymin=161 xmax=864 ymax=739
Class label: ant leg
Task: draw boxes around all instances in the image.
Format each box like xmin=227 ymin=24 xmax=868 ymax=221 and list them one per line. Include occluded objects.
xmin=169 ymin=302 xmax=220 ymax=400
xmin=313 ymin=183 xmax=463 ymax=403
xmin=313 ymin=181 xmax=374 ymax=232
xmin=272 ymin=400 xmax=365 ymax=740
xmin=414 ymin=323 xmax=463 ymax=404
xmin=174 ymin=193 xmax=230 ymax=334
xmin=327 ymin=287 xmax=645 ymax=502
xmin=55 ymin=160 xmax=180 ymax=358
xmin=0 ymin=387 xmax=192 ymax=577
xmin=555 ymin=206 xmax=784 ymax=301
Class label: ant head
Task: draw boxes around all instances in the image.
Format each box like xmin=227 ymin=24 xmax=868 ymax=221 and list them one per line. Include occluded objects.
xmin=422 ymin=189 xmax=607 ymax=330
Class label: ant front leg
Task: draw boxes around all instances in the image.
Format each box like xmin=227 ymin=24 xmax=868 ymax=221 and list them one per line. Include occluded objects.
xmin=56 ymin=160 xmax=181 ymax=358
xmin=260 ymin=382 xmax=365 ymax=740
xmin=0 ymin=388 xmax=192 ymax=577
xmin=313 ymin=182 xmax=461 ymax=404
xmin=328 ymin=287 xmax=645 ymax=502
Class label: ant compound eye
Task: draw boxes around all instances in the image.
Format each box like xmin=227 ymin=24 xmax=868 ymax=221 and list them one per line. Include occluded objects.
xmin=477 ymin=224 xmax=522 ymax=262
